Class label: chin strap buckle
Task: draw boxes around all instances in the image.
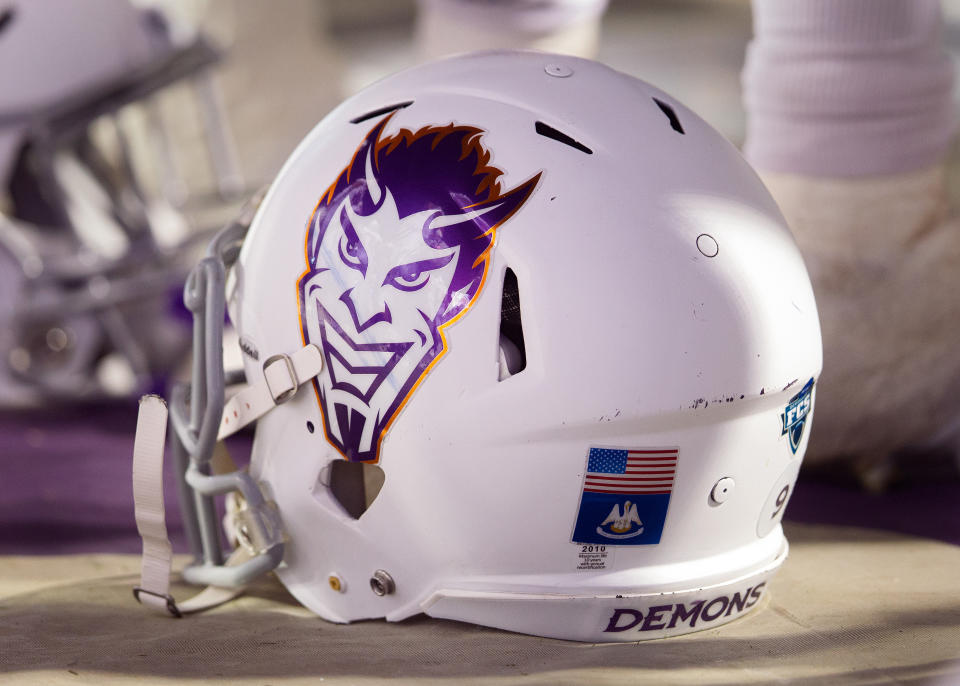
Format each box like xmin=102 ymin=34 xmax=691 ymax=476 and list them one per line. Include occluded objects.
xmin=263 ymin=353 xmax=299 ymax=404
xmin=224 ymin=491 xmax=285 ymax=555
xmin=133 ymin=586 xmax=182 ymax=618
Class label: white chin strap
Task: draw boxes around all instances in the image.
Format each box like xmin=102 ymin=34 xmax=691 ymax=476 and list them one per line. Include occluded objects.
xmin=218 ymin=345 xmax=324 ymax=440
xmin=132 ymin=344 xmax=324 ymax=616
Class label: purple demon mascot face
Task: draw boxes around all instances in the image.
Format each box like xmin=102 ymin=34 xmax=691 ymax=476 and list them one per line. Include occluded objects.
xmin=298 ymin=115 xmax=540 ymax=463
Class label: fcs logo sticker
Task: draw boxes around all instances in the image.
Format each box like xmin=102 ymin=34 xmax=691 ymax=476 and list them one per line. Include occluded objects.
xmin=780 ymin=378 xmax=814 ymax=454
xmin=298 ymin=114 xmax=541 ymax=463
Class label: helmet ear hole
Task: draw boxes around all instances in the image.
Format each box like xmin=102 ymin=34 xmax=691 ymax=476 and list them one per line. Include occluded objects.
xmin=498 ymin=268 xmax=526 ymax=380
xmin=328 ymin=460 xmax=385 ymax=519
xmin=498 ymin=335 xmax=523 ymax=380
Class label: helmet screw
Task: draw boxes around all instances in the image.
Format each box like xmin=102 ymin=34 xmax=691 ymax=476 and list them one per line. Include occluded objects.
xmin=45 ymin=327 xmax=70 ymax=353
xmin=328 ymin=574 xmax=345 ymax=593
xmin=711 ymin=477 xmax=735 ymax=504
xmin=544 ymin=63 xmax=574 ymax=78
xmin=370 ymin=570 xmax=395 ymax=596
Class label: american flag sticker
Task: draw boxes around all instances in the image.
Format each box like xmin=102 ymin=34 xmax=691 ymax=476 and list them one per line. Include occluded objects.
xmin=571 ymin=447 xmax=678 ymax=545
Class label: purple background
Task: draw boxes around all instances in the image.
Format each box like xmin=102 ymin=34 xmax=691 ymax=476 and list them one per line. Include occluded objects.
xmin=1 ymin=401 xmax=958 ymax=555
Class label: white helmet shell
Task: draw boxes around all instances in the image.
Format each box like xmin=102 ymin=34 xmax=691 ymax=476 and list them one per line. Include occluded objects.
xmin=228 ymin=51 xmax=822 ymax=641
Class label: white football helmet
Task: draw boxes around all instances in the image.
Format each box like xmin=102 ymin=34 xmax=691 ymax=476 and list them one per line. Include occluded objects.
xmin=139 ymin=51 xmax=822 ymax=642
xmin=0 ymin=0 xmax=241 ymax=405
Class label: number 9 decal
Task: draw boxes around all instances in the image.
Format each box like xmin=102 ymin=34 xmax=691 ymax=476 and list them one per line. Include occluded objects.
xmin=771 ymin=486 xmax=790 ymax=519
xmin=757 ymin=461 xmax=800 ymax=537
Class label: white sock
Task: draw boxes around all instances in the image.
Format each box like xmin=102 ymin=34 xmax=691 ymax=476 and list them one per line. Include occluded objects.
xmin=742 ymin=0 xmax=955 ymax=177
xmin=414 ymin=0 xmax=608 ymax=61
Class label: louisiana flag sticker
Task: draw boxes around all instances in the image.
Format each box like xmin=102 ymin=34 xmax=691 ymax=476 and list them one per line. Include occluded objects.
xmin=572 ymin=447 xmax=678 ymax=545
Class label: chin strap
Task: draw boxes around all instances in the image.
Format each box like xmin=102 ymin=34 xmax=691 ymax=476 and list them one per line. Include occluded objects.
xmin=131 ymin=344 xmax=324 ymax=616
xmin=132 ymin=395 xmax=245 ymax=616
xmin=131 ymin=395 xmax=173 ymax=612
xmin=218 ymin=344 xmax=323 ymax=440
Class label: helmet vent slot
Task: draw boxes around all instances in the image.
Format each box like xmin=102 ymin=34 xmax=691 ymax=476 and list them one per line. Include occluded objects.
xmin=0 ymin=8 xmax=13 ymax=34
xmin=653 ymin=98 xmax=685 ymax=134
xmin=328 ymin=460 xmax=385 ymax=519
xmin=499 ymin=268 xmax=526 ymax=380
xmin=350 ymin=101 xmax=414 ymax=124
xmin=534 ymin=121 xmax=592 ymax=155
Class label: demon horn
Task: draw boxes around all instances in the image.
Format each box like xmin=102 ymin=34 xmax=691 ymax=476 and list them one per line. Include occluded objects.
xmin=430 ymin=201 xmax=506 ymax=229
xmin=428 ymin=172 xmax=543 ymax=234
xmin=364 ymin=143 xmax=383 ymax=206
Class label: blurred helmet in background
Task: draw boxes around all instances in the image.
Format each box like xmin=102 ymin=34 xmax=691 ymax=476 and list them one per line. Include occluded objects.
xmin=0 ymin=0 xmax=243 ymax=406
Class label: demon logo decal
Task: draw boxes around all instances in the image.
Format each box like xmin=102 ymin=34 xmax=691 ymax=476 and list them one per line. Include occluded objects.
xmin=298 ymin=114 xmax=541 ymax=462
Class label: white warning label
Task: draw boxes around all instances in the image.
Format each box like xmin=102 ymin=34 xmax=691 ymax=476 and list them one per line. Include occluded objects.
xmin=576 ymin=543 xmax=613 ymax=571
